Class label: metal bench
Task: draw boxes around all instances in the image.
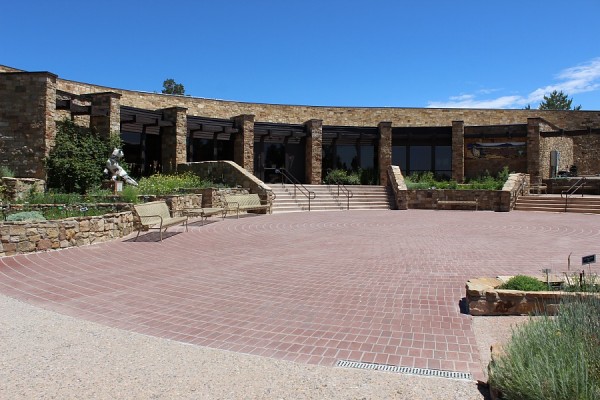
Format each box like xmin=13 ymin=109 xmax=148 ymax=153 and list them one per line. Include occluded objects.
xmin=436 ymin=199 xmax=479 ymax=211
xmin=133 ymin=201 xmax=188 ymax=241
xmin=528 ymin=184 xmax=547 ymax=195
xmin=221 ymin=193 xmax=271 ymax=218
xmin=181 ymin=206 xmax=226 ymax=225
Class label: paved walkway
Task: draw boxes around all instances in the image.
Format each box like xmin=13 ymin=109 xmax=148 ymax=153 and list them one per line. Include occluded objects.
xmin=1 ymin=210 xmax=598 ymax=382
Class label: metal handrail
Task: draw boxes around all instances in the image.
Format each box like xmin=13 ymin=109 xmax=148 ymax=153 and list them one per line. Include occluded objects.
xmin=275 ymin=168 xmax=316 ymax=211
xmin=326 ymin=169 xmax=354 ymax=210
xmin=561 ymin=177 xmax=586 ymax=212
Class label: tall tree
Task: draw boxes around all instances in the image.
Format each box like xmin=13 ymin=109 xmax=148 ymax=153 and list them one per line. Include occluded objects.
xmin=162 ymin=79 xmax=185 ymax=95
xmin=538 ymin=90 xmax=581 ymax=110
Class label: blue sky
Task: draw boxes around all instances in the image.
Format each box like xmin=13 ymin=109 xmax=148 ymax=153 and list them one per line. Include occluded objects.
xmin=2 ymin=0 xmax=599 ymax=110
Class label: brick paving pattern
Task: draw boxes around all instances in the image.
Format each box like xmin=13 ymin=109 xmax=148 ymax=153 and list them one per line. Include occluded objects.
xmin=1 ymin=210 xmax=598 ymax=380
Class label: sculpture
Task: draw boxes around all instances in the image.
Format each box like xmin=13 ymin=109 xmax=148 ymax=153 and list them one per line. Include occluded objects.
xmin=104 ymin=148 xmax=138 ymax=186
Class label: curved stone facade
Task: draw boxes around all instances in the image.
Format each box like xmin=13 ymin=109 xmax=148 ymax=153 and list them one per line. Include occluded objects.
xmin=1 ymin=64 xmax=600 ymax=185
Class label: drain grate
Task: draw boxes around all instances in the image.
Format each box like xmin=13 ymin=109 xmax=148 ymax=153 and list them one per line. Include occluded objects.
xmin=335 ymin=360 xmax=473 ymax=381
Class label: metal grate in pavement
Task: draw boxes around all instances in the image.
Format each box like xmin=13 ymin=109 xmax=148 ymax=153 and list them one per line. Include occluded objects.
xmin=335 ymin=360 xmax=473 ymax=381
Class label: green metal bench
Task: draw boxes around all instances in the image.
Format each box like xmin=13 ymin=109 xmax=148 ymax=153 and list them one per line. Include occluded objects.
xmin=133 ymin=201 xmax=188 ymax=241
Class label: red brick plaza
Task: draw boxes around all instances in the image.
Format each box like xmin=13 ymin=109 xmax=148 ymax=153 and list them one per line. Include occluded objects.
xmin=1 ymin=210 xmax=597 ymax=380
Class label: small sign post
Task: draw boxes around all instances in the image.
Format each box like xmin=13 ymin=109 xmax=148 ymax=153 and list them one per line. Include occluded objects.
xmin=582 ymin=254 xmax=596 ymax=265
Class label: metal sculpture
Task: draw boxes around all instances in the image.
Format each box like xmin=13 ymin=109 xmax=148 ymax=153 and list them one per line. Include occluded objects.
xmin=104 ymin=148 xmax=138 ymax=186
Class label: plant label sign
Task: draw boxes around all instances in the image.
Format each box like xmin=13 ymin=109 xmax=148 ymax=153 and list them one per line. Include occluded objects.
xmin=582 ymin=254 xmax=596 ymax=265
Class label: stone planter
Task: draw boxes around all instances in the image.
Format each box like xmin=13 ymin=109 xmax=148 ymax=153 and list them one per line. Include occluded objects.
xmin=466 ymin=277 xmax=600 ymax=316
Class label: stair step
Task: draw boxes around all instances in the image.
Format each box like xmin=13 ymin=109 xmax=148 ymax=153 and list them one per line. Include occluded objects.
xmin=515 ymin=194 xmax=600 ymax=214
xmin=269 ymin=184 xmax=392 ymax=213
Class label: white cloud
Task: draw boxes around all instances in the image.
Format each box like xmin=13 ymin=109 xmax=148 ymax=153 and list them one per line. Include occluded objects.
xmin=427 ymin=57 xmax=600 ymax=109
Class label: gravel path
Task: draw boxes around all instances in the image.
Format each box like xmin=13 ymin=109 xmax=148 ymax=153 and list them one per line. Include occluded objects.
xmin=1 ymin=294 xmax=486 ymax=400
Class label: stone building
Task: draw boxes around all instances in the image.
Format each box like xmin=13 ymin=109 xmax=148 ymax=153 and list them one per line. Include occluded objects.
xmin=1 ymin=64 xmax=600 ymax=186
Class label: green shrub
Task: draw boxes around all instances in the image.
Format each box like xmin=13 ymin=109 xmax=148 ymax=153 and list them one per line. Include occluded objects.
xmin=0 ymin=166 xmax=15 ymax=178
xmin=25 ymin=191 xmax=83 ymax=205
xmin=45 ymin=119 xmax=122 ymax=194
xmin=120 ymin=185 xmax=140 ymax=203
xmin=489 ymin=296 xmax=600 ymax=400
xmin=405 ymin=172 xmax=458 ymax=189
xmin=498 ymin=275 xmax=548 ymax=291
xmin=6 ymin=211 xmax=46 ymax=222
xmin=324 ymin=169 xmax=360 ymax=185
xmin=136 ymin=172 xmax=212 ymax=196
xmin=562 ymin=273 xmax=600 ymax=293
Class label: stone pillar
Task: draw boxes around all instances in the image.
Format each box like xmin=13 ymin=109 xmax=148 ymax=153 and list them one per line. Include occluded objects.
xmin=304 ymin=119 xmax=323 ymax=184
xmin=160 ymin=107 xmax=188 ymax=174
xmin=88 ymin=92 xmax=121 ymax=139
xmin=527 ymin=118 xmax=542 ymax=181
xmin=0 ymin=71 xmax=57 ymax=179
xmin=451 ymin=121 xmax=465 ymax=182
xmin=378 ymin=122 xmax=392 ymax=186
xmin=233 ymin=114 xmax=255 ymax=174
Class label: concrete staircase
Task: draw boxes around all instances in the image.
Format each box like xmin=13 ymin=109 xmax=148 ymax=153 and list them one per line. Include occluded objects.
xmin=269 ymin=184 xmax=393 ymax=213
xmin=514 ymin=194 xmax=600 ymax=214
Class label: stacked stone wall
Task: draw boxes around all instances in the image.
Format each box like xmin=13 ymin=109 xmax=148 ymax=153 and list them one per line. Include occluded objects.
xmin=540 ymin=135 xmax=574 ymax=178
xmin=55 ymin=78 xmax=600 ymax=130
xmin=1 ymin=177 xmax=45 ymax=201
xmin=405 ymin=189 xmax=509 ymax=211
xmin=0 ymin=211 xmax=134 ymax=257
xmin=178 ymin=160 xmax=273 ymax=206
xmin=573 ymin=134 xmax=600 ymax=175
xmin=0 ymin=72 xmax=57 ymax=179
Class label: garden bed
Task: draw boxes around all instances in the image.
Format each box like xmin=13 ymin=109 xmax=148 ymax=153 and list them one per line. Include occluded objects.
xmin=466 ymin=276 xmax=600 ymax=316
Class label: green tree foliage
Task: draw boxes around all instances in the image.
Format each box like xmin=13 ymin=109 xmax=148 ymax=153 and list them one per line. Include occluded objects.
xmin=162 ymin=78 xmax=185 ymax=95
xmin=45 ymin=119 xmax=121 ymax=194
xmin=539 ymin=90 xmax=582 ymax=110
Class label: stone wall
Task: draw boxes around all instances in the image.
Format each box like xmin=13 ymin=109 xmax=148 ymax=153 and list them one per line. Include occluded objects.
xmin=540 ymin=135 xmax=574 ymax=178
xmin=466 ymin=277 xmax=600 ymax=316
xmin=573 ymin=134 xmax=600 ymax=175
xmin=0 ymin=212 xmax=134 ymax=257
xmin=55 ymin=77 xmax=600 ymax=130
xmin=1 ymin=177 xmax=45 ymax=201
xmin=387 ymin=165 xmax=408 ymax=210
xmin=0 ymin=72 xmax=57 ymax=179
xmin=405 ymin=189 xmax=510 ymax=211
xmin=178 ymin=160 xmax=274 ymax=207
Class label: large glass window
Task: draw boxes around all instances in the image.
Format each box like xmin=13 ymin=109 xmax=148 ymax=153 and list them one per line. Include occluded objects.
xmin=409 ymin=146 xmax=431 ymax=173
xmin=434 ymin=145 xmax=452 ymax=178
xmin=392 ymin=146 xmax=407 ymax=172
xmin=336 ymin=145 xmax=358 ymax=171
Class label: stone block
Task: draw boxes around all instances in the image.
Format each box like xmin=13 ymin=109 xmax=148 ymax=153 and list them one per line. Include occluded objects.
xmin=36 ymin=239 xmax=53 ymax=251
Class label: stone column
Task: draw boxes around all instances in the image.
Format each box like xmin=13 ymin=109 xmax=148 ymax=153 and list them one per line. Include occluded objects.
xmin=160 ymin=107 xmax=188 ymax=174
xmin=527 ymin=118 xmax=542 ymax=181
xmin=378 ymin=122 xmax=392 ymax=186
xmin=0 ymin=71 xmax=57 ymax=179
xmin=88 ymin=92 xmax=121 ymax=139
xmin=233 ymin=114 xmax=255 ymax=174
xmin=451 ymin=121 xmax=465 ymax=182
xmin=304 ymin=119 xmax=323 ymax=184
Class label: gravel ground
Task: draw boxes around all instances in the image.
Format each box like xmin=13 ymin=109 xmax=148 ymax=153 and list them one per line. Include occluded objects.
xmin=471 ymin=316 xmax=530 ymax=381
xmin=0 ymin=294 xmax=489 ymax=400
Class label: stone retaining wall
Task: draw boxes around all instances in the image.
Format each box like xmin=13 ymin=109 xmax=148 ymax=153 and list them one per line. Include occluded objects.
xmin=0 ymin=212 xmax=134 ymax=257
xmin=179 ymin=161 xmax=274 ymax=211
xmin=387 ymin=172 xmax=524 ymax=212
xmin=0 ymin=194 xmax=203 ymax=257
xmin=466 ymin=277 xmax=600 ymax=316
xmin=1 ymin=177 xmax=45 ymax=201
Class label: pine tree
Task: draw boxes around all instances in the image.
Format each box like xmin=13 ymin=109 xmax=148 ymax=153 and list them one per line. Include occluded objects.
xmin=538 ymin=90 xmax=581 ymax=110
